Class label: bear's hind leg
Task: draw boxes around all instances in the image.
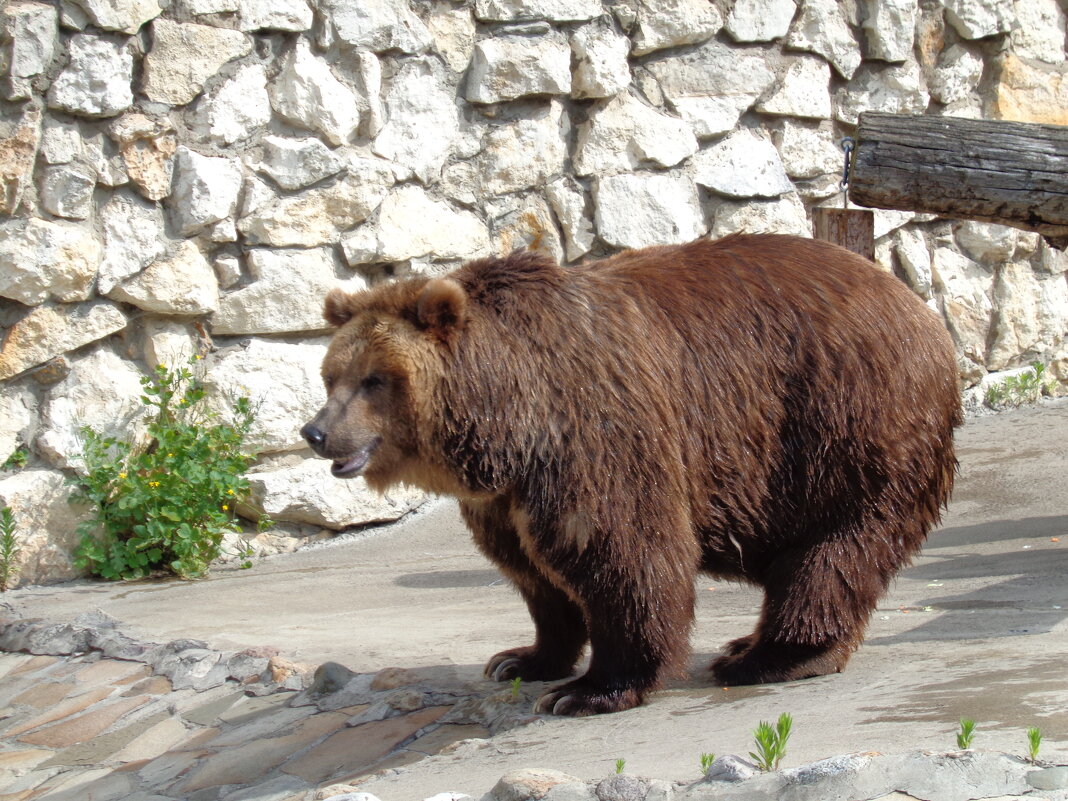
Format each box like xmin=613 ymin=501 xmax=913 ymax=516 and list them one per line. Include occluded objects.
xmin=461 ymin=499 xmax=588 ymax=683
xmin=711 ymin=531 xmax=900 ymax=685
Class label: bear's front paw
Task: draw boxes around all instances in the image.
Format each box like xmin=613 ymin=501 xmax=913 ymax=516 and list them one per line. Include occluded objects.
xmin=484 ymin=646 xmax=576 ymax=682
xmin=532 ymin=680 xmax=644 ymax=716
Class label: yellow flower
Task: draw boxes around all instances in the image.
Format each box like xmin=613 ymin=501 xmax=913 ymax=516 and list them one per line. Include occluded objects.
xmin=222 ymin=504 xmax=229 ymax=511
xmin=149 ymin=481 xmax=160 ymax=487
xmin=118 ymin=472 xmax=127 ymax=479
xmin=167 ymin=453 xmax=174 ymax=458
xmin=226 ymin=488 xmax=235 ymax=495
xmin=194 ymin=355 xmax=203 ymax=360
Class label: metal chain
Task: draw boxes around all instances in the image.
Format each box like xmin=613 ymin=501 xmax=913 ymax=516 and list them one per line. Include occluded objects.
xmin=839 ymin=136 xmax=855 ymax=209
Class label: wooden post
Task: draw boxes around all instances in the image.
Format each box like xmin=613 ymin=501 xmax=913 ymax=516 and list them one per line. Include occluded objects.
xmin=811 ymin=208 xmax=875 ymax=262
xmin=849 ymin=112 xmax=1068 ymax=247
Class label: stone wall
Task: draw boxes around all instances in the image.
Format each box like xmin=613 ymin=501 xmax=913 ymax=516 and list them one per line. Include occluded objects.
xmin=1 ymin=0 xmax=1067 ymax=586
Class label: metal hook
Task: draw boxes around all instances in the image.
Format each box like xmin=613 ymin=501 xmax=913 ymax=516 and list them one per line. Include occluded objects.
xmin=839 ymin=136 xmax=855 ymax=209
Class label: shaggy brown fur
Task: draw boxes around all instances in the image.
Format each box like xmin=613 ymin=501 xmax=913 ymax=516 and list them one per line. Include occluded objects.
xmin=303 ymin=234 xmax=962 ymax=716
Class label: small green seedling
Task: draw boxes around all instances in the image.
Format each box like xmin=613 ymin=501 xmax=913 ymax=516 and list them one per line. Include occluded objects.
xmin=1027 ymin=727 xmax=1042 ymax=764
xmin=700 ymin=753 xmax=716 ymax=774
xmin=957 ymin=718 xmax=976 ymax=749
xmin=0 ymin=506 xmax=21 ymax=592
xmin=749 ymin=713 xmax=792 ymax=771
xmin=615 ymin=758 xmax=626 ymax=774
xmin=510 ymin=676 xmax=522 ymax=699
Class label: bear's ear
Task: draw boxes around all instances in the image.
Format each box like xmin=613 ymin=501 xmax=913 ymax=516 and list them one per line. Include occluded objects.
xmin=323 ymin=288 xmax=356 ymax=327
xmin=416 ymin=278 xmax=467 ymax=338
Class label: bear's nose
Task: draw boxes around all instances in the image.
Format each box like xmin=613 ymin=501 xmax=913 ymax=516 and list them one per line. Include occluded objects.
xmin=301 ymin=423 xmax=326 ymax=450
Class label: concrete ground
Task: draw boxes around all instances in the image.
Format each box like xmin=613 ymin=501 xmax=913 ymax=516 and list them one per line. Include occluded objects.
xmin=5 ymin=399 xmax=1068 ymax=800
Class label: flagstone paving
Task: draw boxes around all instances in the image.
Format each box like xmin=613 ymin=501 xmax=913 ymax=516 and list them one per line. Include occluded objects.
xmin=0 ymin=619 xmax=515 ymax=801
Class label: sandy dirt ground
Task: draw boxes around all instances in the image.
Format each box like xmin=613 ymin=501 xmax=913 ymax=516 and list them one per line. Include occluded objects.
xmin=6 ymin=399 xmax=1068 ymax=800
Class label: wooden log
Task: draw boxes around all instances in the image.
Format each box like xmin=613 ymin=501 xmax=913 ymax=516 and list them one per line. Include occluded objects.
xmin=849 ymin=112 xmax=1068 ymax=247
xmin=811 ymin=208 xmax=875 ymax=261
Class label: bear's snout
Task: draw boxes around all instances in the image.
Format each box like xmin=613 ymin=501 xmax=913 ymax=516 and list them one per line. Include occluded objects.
xmin=301 ymin=422 xmax=327 ymax=452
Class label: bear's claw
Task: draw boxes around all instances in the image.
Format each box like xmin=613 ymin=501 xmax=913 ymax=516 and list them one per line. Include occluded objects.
xmin=489 ymin=657 xmax=522 ymax=682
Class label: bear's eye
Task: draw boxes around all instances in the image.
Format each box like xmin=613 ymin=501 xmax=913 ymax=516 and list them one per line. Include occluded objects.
xmin=324 ymin=375 xmax=336 ymax=392
xmin=361 ymin=374 xmax=386 ymax=393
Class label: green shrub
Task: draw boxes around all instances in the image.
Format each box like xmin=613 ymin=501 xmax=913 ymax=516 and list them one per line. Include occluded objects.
xmin=956 ymin=718 xmax=976 ymax=749
xmin=0 ymin=506 xmax=21 ymax=591
xmin=1027 ymin=726 xmax=1042 ymax=764
xmin=2 ymin=447 xmax=28 ymax=471
xmin=72 ymin=358 xmax=261 ymax=580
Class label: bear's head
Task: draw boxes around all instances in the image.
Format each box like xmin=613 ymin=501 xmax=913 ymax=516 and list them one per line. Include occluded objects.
xmin=301 ymin=277 xmax=468 ymax=493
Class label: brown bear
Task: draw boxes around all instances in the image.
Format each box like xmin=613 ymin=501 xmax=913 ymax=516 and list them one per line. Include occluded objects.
xmin=302 ymin=234 xmax=962 ymax=716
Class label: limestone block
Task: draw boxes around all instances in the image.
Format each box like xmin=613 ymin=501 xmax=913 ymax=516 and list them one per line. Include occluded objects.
xmin=725 ymin=0 xmax=797 ymax=43
xmin=465 ymin=31 xmax=571 ymax=104
xmin=82 ymin=132 xmax=128 ymax=186
xmin=2 ymin=2 xmax=58 ymax=89
xmin=928 ymin=45 xmax=983 ymax=106
xmin=65 ymin=0 xmax=161 ymax=33
xmin=213 ymin=248 xmax=364 ymax=335
xmin=320 ymin=0 xmax=430 ymax=53
xmin=546 ymin=177 xmax=595 ymax=262
xmin=0 ymin=301 xmax=127 ymax=381
xmin=756 ymin=55 xmax=831 ymax=118
xmin=0 ymin=217 xmax=100 ymax=304
xmin=341 ymin=185 xmax=489 ymax=265
xmin=955 ymin=221 xmax=1019 ymax=265
xmin=110 ymin=114 xmax=176 ymax=202
xmin=593 ymin=172 xmax=706 ymax=250
xmin=254 ymin=136 xmax=345 ymax=191
xmin=786 ymin=0 xmax=861 ymax=79
xmin=860 ymin=0 xmax=916 ymax=62
xmin=834 ymin=59 xmax=929 ymax=125
xmin=0 ymin=104 xmax=40 ymax=215
xmin=97 ymin=192 xmax=168 ymax=294
xmin=195 ymin=64 xmax=271 ymax=146
xmin=487 ymin=194 xmax=564 ymax=264
xmin=0 ymin=469 xmax=90 ymax=587
xmin=36 ymin=347 xmax=148 ymax=469
xmin=428 ymin=6 xmax=475 ymax=75
xmin=710 ymin=193 xmax=810 ymax=237
xmin=106 ymin=240 xmax=219 ymax=316
xmin=142 ymin=19 xmax=251 ymax=106
xmin=238 ymin=0 xmax=312 ymax=32
xmin=643 ymin=40 xmax=775 ymax=137
xmin=39 ymin=162 xmax=94 ymax=219
xmin=1010 ymin=0 xmax=1066 ymax=63
xmin=0 ymin=385 xmax=35 ymax=467
xmin=631 ymin=0 xmax=723 ymax=56
xmin=932 ymin=247 xmax=994 ymax=367
xmin=245 ymin=459 xmax=425 ymax=529
xmin=943 ymin=0 xmax=1013 ymax=39
xmin=574 ymin=93 xmax=696 ymax=176
xmin=214 ymin=254 xmax=241 ymax=289
xmin=47 ymin=34 xmax=133 ymax=118
xmin=772 ymin=120 xmax=840 ymax=180
xmin=990 ymin=54 xmax=1068 ymax=125
xmin=170 ymin=147 xmax=242 ymax=236
xmin=474 ymin=0 xmax=601 ymax=21
xmin=202 ymin=339 xmax=330 ymax=454
xmin=478 ymin=100 xmax=568 ymax=194
xmin=692 ymin=129 xmax=793 ymax=199
xmin=571 ymin=21 xmax=630 ymax=100
xmin=141 ymin=319 xmax=197 ymax=369
xmin=39 ymin=118 xmax=80 ymax=164
xmin=989 ymin=263 xmax=1068 ymax=370
xmin=238 ymin=164 xmax=393 ymax=248
xmin=893 ymin=227 xmax=933 ymax=299
xmin=270 ymin=41 xmax=362 ymax=146
xmin=372 ymin=59 xmax=458 ymax=183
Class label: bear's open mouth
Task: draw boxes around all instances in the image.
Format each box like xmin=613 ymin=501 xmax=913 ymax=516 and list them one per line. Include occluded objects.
xmin=330 ymin=438 xmax=381 ymax=478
